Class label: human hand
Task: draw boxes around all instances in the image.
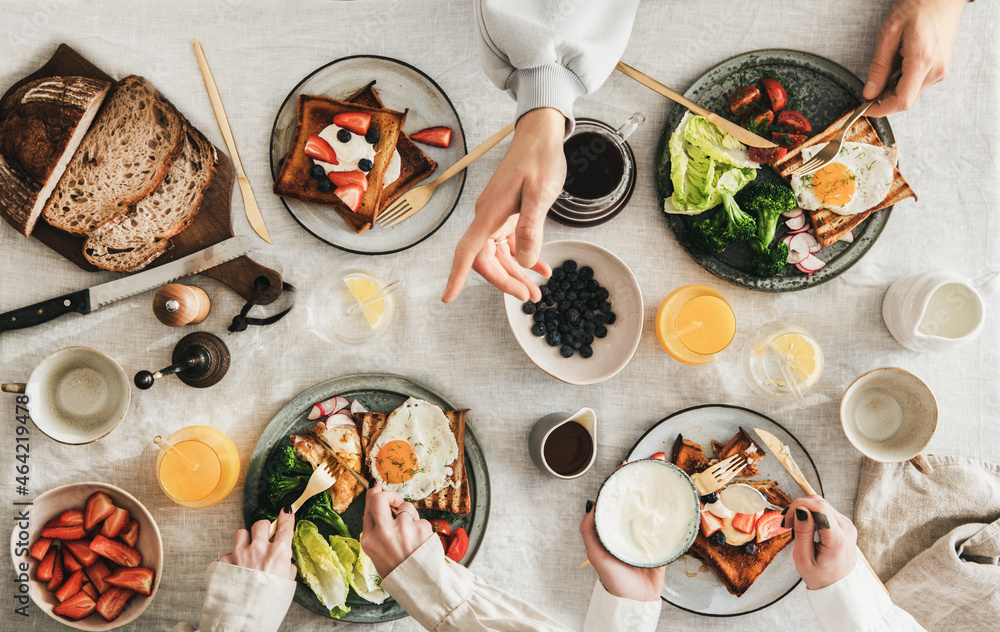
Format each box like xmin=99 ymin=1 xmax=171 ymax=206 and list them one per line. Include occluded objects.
xmin=784 ymin=495 xmax=858 ymax=590
xmin=360 ymin=482 xmax=434 ymax=578
xmin=864 ymin=0 xmax=967 ymax=117
xmin=442 ymin=107 xmax=565 ymax=303
xmin=218 ymin=508 xmax=296 ymax=581
xmin=580 ymin=501 xmax=665 ymax=602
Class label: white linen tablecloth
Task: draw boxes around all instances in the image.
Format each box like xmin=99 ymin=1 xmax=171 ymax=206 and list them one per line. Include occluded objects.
xmin=0 ymin=1 xmax=997 ymax=630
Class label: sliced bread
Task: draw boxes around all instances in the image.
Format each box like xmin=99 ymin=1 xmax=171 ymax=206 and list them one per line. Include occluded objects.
xmin=82 ymin=125 xmax=218 ymax=271
xmin=42 ymin=75 xmax=185 ymax=234
xmin=0 ymin=76 xmax=111 ymax=236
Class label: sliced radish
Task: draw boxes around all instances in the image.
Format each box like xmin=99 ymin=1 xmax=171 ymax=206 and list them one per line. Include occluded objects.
xmin=308 ymin=396 xmax=351 ymax=420
xmin=785 ymin=214 xmax=807 ymax=231
xmin=350 ymin=400 xmax=368 ymax=415
xmin=839 ymin=231 xmax=854 ymax=243
xmin=780 ymin=235 xmax=795 ymax=248
xmin=787 ymin=233 xmax=812 ymax=265
xmin=787 ymin=225 xmax=810 ymax=235
xmin=782 ymin=208 xmax=804 ymax=219
xmin=325 ymin=412 xmax=355 ymax=430
xmin=795 ymin=254 xmax=826 ymax=274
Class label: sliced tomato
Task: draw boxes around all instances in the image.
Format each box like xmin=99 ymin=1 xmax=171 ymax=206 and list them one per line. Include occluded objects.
xmin=729 ymin=85 xmax=762 ymax=117
xmin=304 ymin=135 xmax=339 ymax=165
xmin=700 ymin=511 xmax=724 ymax=537
xmin=772 ymin=131 xmax=808 ymax=149
xmin=334 ymin=184 xmax=364 ymax=213
xmin=732 ymin=512 xmax=757 ymax=535
xmin=410 ymin=126 xmax=452 ymax=148
xmin=775 ymin=110 xmax=812 ymax=133
xmin=742 ymin=109 xmax=774 ymax=135
xmin=445 ymin=527 xmax=469 ymax=562
xmin=761 ymin=78 xmax=788 ymax=112
xmin=328 ymin=170 xmax=368 ymax=193
xmin=748 ymin=146 xmax=788 ymax=164
xmin=428 ymin=519 xmax=452 ymax=537
xmin=333 ymin=112 xmax=371 ymax=136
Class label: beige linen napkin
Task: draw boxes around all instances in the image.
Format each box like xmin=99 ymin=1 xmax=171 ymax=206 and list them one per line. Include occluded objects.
xmin=853 ymin=456 xmax=1000 ymax=631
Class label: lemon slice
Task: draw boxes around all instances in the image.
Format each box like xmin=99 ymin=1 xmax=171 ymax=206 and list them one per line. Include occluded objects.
xmin=770 ymin=332 xmax=823 ymax=388
xmin=343 ymin=277 xmax=385 ymax=330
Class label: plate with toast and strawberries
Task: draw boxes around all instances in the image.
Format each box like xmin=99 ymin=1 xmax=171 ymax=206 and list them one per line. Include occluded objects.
xmin=270 ymin=55 xmax=467 ymax=255
xmin=626 ymin=404 xmax=823 ymax=616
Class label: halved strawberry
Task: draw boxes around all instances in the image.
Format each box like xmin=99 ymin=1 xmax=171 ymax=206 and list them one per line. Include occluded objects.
xmin=119 ymin=520 xmax=140 ymax=548
xmin=772 ymin=131 xmax=807 ymax=149
xmin=52 ymin=591 xmax=96 ymax=621
xmin=410 ymin=126 xmax=451 ymax=148
xmin=90 ymin=535 xmax=141 ymax=568
xmin=304 ymin=135 xmax=339 ymax=165
xmin=732 ymin=512 xmax=757 ymax=534
xmin=756 ymin=510 xmax=792 ymax=543
xmin=46 ymin=549 xmax=65 ymax=592
xmin=700 ymin=511 xmax=725 ymax=537
xmin=63 ymin=548 xmax=83 ymax=573
xmin=40 ymin=524 xmax=86 ymax=540
xmin=81 ymin=581 xmax=99 ymax=601
xmin=761 ymin=77 xmax=788 ymax=112
xmin=56 ymin=569 xmax=87 ymax=602
xmin=95 ymin=587 xmax=135 ymax=622
xmin=333 ymin=112 xmax=371 ymax=136
xmin=650 ymin=452 xmax=667 ymax=461
xmin=105 ymin=566 xmax=155 ymax=596
xmin=101 ymin=507 xmax=130 ymax=539
xmin=328 ymin=170 xmax=368 ymax=193
xmin=45 ymin=509 xmax=84 ymax=529
xmin=85 ymin=560 xmax=112 ymax=594
xmin=36 ymin=547 xmax=57 ymax=582
xmin=85 ymin=492 xmax=116 ymax=531
xmin=334 ymin=184 xmax=364 ymax=213
xmin=30 ymin=537 xmax=53 ymax=562
xmin=64 ymin=540 xmax=99 ymax=567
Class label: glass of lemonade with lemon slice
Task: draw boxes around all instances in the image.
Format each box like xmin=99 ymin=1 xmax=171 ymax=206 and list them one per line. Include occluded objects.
xmin=307 ymin=269 xmax=396 ymax=345
xmin=742 ymin=322 xmax=823 ymax=402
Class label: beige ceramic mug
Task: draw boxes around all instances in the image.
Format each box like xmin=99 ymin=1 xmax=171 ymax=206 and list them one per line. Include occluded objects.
xmin=840 ymin=367 xmax=937 ymax=474
xmin=2 ymin=347 xmax=131 ymax=445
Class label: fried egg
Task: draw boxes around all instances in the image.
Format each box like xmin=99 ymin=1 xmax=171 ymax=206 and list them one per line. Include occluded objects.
xmin=790 ymin=142 xmax=896 ymax=216
xmin=368 ymin=398 xmax=458 ymax=501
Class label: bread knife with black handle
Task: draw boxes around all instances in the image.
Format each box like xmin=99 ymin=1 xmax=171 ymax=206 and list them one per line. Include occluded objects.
xmin=1 ymin=235 xmax=256 ymax=333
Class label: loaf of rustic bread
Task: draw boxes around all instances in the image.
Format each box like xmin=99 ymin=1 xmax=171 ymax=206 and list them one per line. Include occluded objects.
xmin=42 ymin=75 xmax=185 ymax=234
xmin=0 ymin=76 xmax=110 ymax=236
xmin=83 ymin=125 xmax=218 ymax=271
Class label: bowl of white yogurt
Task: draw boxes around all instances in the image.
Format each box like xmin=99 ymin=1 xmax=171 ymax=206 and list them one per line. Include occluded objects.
xmin=593 ymin=459 xmax=701 ymax=568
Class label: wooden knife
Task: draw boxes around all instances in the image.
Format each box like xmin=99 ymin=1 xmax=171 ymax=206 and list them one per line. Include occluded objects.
xmin=308 ymin=429 xmax=369 ymax=490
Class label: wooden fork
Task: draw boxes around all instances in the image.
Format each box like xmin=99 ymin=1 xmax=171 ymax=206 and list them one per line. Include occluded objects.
xmin=693 ymin=454 xmax=748 ymax=495
xmin=268 ymin=458 xmax=338 ymax=539
xmin=377 ymin=122 xmax=514 ymax=228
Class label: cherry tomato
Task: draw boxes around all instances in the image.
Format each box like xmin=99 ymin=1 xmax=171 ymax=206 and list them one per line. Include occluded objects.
xmin=772 ymin=131 xmax=808 ymax=149
xmin=439 ymin=534 xmax=449 ymax=552
xmin=748 ymin=146 xmax=788 ymax=164
xmin=761 ymin=78 xmax=787 ymax=112
xmin=729 ymin=86 xmax=762 ymax=117
xmin=775 ymin=110 xmax=812 ymax=134
xmin=428 ymin=518 xmax=451 ymax=537
xmin=445 ymin=527 xmax=469 ymax=562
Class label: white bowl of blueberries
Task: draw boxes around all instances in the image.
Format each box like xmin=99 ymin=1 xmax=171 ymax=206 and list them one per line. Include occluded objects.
xmin=503 ymin=240 xmax=643 ymax=385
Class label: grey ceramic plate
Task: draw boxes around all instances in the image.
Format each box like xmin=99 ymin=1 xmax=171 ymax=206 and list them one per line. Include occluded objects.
xmin=270 ymin=55 xmax=467 ymax=255
xmin=243 ymin=374 xmax=490 ymax=623
xmin=655 ymin=49 xmax=894 ymax=291
xmin=626 ymin=404 xmax=823 ymax=616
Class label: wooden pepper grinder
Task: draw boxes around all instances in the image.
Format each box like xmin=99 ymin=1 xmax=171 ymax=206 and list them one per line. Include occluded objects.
xmin=153 ymin=284 xmax=211 ymax=327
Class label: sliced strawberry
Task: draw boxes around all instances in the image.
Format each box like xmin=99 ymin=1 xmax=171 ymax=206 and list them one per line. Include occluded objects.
xmin=101 ymin=507 xmax=130 ymax=539
xmin=105 ymin=566 xmax=155 ymax=596
xmin=95 ymin=587 xmax=135 ymax=622
xmin=304 ymin=135 xmax=339 ymax=165
xmin=119 ymin=520 xmax=140 ymax=548
xmin=64 ymin=540 xmax=99 ymax=567
xmin=40 ymin=524 xmax=86 ymax=540
xmin=334 ymin=184 xmax=364 ymax=213
xmin=650 ymin=452 xmax=667 ymax=461
xmin=700 ymin=511 xmax=725 ymax=537
xmin=81 ymin=581 xmax=99 ymax=601
xmin=729 ymin=85 xmax=763 ymax=117
xmin=46 ymin=549 xmax=65 ymax=592
xmin=36 ymin=547 xmax=57 ymax=582
xmin=748 ymin=146 xmax=788 ymax=165
xmin=756 ymin=510 xmax=793 ymax=543
xmin=85 ymin=492 xmax=117 ymax=531
xmin=90 ymin=535 xmax=141 ymax=568
xmin=328 ymin=170 xmax=368 ymax=193
xmin=333 ymin=112 xmax=371 ymax=136
xmin=775 ymin=110 xmax=812 ymax=134
xmin=772 ymin=131 xmax=807 ymax=149
xmin=30 ymin=537 xmax=53 ymax=562
xmin=63 ymin=548 xmax=83 ymax=573
xmin=85 ymin=560 xmax=112 ymax=594
xmin=761 ymin=77 xmax=788 ymax=112
xmin=52 ymin=591 xmax=96 ymax=621
xmin=45 ymin=509 xmax=85 ymax=529
xmin=411 ymin=126 xmax=451 ymax=148
xmin=732 ymin=512 xmax=757 ymax=534
xmin=56 ymin=569 xmax=87 ymax=602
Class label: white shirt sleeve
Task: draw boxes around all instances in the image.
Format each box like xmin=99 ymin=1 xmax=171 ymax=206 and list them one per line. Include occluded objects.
xmin=168 ymin=562 xmax=296 ymax=632
xmin=583 ymin=581 xmax=661 ymax=632
xmin=806 ymin=561 xmax=927 ymax=632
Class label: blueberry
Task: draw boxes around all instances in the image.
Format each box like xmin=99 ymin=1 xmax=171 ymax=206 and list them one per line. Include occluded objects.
xmin=365 ymin=128 xmax=381 ymax=144
xmin=552 ymin=268 xmax=566 ymax=281
xmin=358 ymin=158 xmax=373 ymax=172
xmin=596 ymin=287 xmax=610 ymax=301
xmin=700 ymin=492 xmax=719 ymax=504
xmin=522 ymin=301 xmax=536 ymax=315
xmin=545 ymin=320 xmax=558 ymax=332
xmin=605 ymin=311 xmax=617 ymax=325
xmin=595 ymin=325 xmax=608 ymax=338
xmin=580 ymin=266 xmax=594 ymax=280
xmin=709 ymin=531 xmax=726 ymax=547
xmin=572 ymin=300 xmax=586 ymax=311
xmin=742 ymin=542 xmax=758 ymax=555
xmin=587 ymin=298 xmax=600 ymax=310
xmin=568 ymin=272 xmax=580 ymax=283
xmin=587 ymin=279 xmax=600 ymax=292
xmin=540 ymin=285 xmax=552 ymax=297
xmin=571 ymin=280 xmax=585 ymax=291
xmin=579 ymin=345 xmax=594 ymax=359
xmin=583 ymin=321 xmax=596 ymax=334
xmin=533 ymin=311 xmax=545 ymax=323
xmin=562 ymin=260 xmax=578 ymax=273
xmin=599 ymin=301 xmax=612 ymax=313
xmin=566 ymin=291 xmax=578 ymax=301
xmin=572 ymin=339 xmax=583 ymax=350
xmin=531 ymin=322 xmax=546 ymax=337
xmin=558 ymin=303 xmax=571 ymax=314
xmin=583 ymin=310 xmax=595 ymax=321
xmin=582 ymin=333 xmax=594 ymax=345
xmin=559 ymin=345 xmax=575 ymax=358
xmin=553 ymin=290 xmax=566 ymax=303
xmin=593 ymin=312 xmax=608 ymax=325
xmin=337 ymin=128 xmax=352 ymax=143
xmin=544 ymin=309 xmax=558 ymax=322
xmin=317 ymin=178 xmax=333 ymax=192
xmin=310 ymin=164 xmax=326 ymax=179
xmin=557 ymin=323 xmax=570 ymax=334
xmin=578 ymin=291 xmax=590 ymax=301
xmin=567 ymin=309 xmax=580 ymax=323
xmin=560 ymin=280 xmax=572 ymax=291
xmin=545 ymin=331 xmax=562 ymax=347
xmin=535 ymin=300 xmax=548 ymax=311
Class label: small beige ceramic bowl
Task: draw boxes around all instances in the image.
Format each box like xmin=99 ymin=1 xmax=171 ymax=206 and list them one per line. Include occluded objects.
xmin=9 ymin=482 xmax=163 ymax=630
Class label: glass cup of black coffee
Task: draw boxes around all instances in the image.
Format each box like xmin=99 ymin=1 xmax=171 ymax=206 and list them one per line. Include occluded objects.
xmin=556 ymin=112 xmax=644 ymax=216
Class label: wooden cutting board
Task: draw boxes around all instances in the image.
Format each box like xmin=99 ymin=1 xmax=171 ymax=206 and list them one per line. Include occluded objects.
xmin=2 ymin=44 xmax=283 ymax=304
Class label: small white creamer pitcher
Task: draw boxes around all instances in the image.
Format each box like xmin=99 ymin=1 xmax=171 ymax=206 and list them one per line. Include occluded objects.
xmin=882 ymin=269 xmax=999 ymax=352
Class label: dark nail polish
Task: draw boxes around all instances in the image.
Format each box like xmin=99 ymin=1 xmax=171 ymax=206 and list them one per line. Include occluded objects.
xmin=795 ymin=508 xmax=808 ymax=522
xmin=585 ymin=500 xmax=594 ymax=514
xmin=781 ymin=507 xmax=789 ymax=517
xmin=283 ymin=505 xmax=293 ymax=514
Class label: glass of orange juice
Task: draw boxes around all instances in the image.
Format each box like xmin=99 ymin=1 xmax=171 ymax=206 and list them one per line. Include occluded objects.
xmin=154 ymin=425 xmax=240 ymax=508
xmin=655 ymin=285 xmax=736 ymax=365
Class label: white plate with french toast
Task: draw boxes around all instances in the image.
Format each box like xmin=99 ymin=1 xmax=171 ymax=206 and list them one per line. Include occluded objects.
xmin=626 ymin=404 xmax=823 ymax=616
xmin=243 ymin=373 xmax=489 ymax=623
xmin=270 ymin=55 xmax=467 ymax=255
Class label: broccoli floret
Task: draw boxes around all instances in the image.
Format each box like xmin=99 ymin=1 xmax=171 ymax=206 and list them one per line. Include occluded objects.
xmin=736 ymin=181 xmax=797 ymax=276
xmin=261 ymin=445 xmax=313 ymax=511
xmin=688 ymin=191 xmax=757 ymax=255
xmin=299 ymin=492 xmax=351 ymax=538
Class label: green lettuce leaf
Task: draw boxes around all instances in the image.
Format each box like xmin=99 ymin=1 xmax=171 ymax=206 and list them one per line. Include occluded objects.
xmin=293 ymin=520 xmax=350 ymax=618
xmin=332 ymin=535 xmax=389 ymax=605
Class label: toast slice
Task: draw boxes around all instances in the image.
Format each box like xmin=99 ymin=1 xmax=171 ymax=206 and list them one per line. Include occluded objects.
xmin=346 ymin=81 xmax=437 ymax=212
xmin=42 ymin=75 xmax=186 ymax=234
xmin=0 ymin=76 xmax=111 ymax=236
xmin=82 ymin=125 xmax=218 ymax=271
xmin=772 ymin=108 xmax=917 ymax=247
xmin=710 ymin=427 xmax=766 ymax=478
xmin=357 ymin=408 xmax=471 ymax=515
xmin=272 ymin=94 xmax=404 ymax=233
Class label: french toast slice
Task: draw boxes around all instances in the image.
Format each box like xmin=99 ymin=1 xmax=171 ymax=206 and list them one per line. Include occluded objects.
xmin=771 ymin=107 xmax=917 ymax=247
xmin=710 ymin=427 xmax=766 ymax=478
xmin=346 ymin=81 xmax=437 ymax=213
xmin=357 ymin=408 xmax=471 ymax=515
xmin=272 ymin=94 xmax=404 ymax=233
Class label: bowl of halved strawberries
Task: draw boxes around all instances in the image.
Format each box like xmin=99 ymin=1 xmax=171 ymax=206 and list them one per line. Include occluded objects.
xmin=9 ymin=482 xmax=162 ymax=629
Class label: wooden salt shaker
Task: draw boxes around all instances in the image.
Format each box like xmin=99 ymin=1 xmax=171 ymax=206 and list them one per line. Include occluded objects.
xmin=153 ymin=284 xmax=211 ymax=327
